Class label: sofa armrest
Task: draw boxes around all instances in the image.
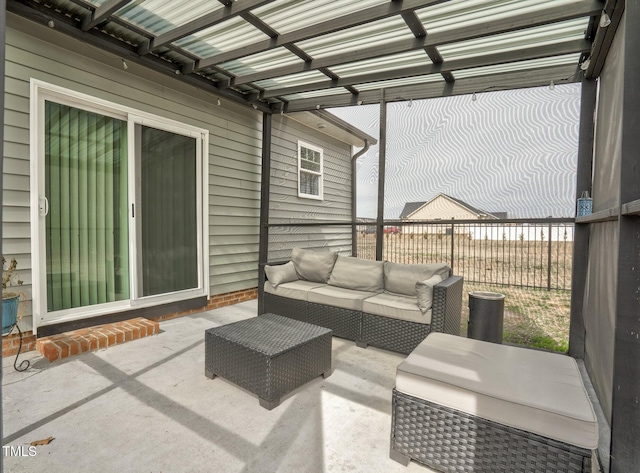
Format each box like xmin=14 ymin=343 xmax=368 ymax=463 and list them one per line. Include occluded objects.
xmin=258 ymin=260 xmax=290 ymax=315
xmin=430 ymin=276 xmax=463 ymax=335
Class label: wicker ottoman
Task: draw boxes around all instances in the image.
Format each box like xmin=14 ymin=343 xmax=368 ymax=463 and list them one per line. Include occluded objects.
xmin=391 ymin=333 xmax=598 ymax=472
xmin=204 ymin=313 xmax=332 ymax=410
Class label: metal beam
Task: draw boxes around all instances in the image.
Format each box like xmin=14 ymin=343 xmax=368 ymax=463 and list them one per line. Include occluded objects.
xmin=376 ymin=92 xmax=387 ymax=262
xmin=82 ymin=0 xmax=132 ymax=31
xmin=196 ymin=0 xmax=451 ymax=70
xmin=259 ymin=39 xmax=590 ymax=99
xmin=585 ymin=0 xmax=624 ymax=79
xmin=0 ymin=0 xmax=5 ymax=469
xmin=138 ymin=0 xmax=275 ymax=55
xmin=231 ymin=0 xmax=601 ymax=86
xmin=279 ymin=64 xmax=582 ymax=112
xmin=7 ymin=0 xmax=272 ymax=113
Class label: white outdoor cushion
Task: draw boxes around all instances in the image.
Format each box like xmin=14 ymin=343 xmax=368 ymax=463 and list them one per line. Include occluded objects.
xmin=264 ymin=261 xmax=298 ymax=288
xmin=396 ymin=333 xmax=598 ymax=450
xmin=415 ymin=274 xmax=443 ymax=315
xmin=307 ymin=285 xmax=377 ymax=311
xmin=264 ymin=280 xmax=326 ymax=301
xmin=362 ymin=293 xmax=430 ymax=324
xmin=291 ymin=247 xmax=338 ymax=283
xmin=384 ymin=262 xmax=450 ymax=296
xmin=328 ymin=256 xmax=384 ymax=292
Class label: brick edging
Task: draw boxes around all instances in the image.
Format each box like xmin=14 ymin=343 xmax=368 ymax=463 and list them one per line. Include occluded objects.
xmin=2 ymin=287 xmax=259 ymax=357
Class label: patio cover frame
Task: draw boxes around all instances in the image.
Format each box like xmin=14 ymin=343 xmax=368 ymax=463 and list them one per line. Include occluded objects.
xmin=1 ymin=1 xmax=639 ymax=473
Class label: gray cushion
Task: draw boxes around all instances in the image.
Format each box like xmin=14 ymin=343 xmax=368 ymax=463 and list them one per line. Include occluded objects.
xmin=264 ymin=261 xmax=298 ymax=288
xmin=416 ymin=274 xmax=443 ymax=315
xmin=307 ymin=285 xmax=378 ymax=311
xmin=384 ymin=262 xmax=451 ymax=296
xmin=328 ymin=256 xmax=384 ymax=292
xmin=291 ymin=247 xmax=338 ymax=283
xmin=264 ymin=280 xmax=327 ymax=301
xmin=362 ymin=293 xmax=430 ymax=324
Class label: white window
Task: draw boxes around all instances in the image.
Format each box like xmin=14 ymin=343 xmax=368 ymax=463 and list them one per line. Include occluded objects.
xmin=298 ymin=141 xmax=323 ymax=200
xmin=30 ymin=80 xmax=209 ymax=330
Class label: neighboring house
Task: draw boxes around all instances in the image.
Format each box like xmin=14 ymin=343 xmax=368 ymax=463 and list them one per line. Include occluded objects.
xmin=2 ymin=15 xmax=374 ymax=336
xmin=399 ymin=193 xmax=500 ymax=235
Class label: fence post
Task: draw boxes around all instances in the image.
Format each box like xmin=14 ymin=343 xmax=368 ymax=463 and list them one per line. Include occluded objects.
xmin=547 ymin=222 xmax=552 ymax=291
xmin=450 ymin=222 xmax=455 ymax=272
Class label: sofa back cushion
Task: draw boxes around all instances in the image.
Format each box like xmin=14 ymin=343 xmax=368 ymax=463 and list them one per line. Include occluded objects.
xmin=291 ymin=247 xmax=338 ymax=283
xmin=328 ymin=256 xmax=385 ymax=292
xmin=384 ymin=262 xmax=451 ymax=296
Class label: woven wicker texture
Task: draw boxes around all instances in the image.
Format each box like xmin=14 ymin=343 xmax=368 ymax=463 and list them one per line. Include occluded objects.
xmin=431 ymin=276 xmax=463 ymax=335
xmin=263 ymin=293 xmax=308 ymax=321
xmin=391 ymin=389 xmax=592 ymax=473
xmin=360 ymin=313 xmax=430 ymax=355
xmin=307 ymin=303 xmax=361 ymax=341
xmin=205 ymin=314 xmax=332 ymax=404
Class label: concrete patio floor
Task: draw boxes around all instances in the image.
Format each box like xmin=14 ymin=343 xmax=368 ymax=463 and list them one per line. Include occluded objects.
xmin=2 ymin=300 xmax=436 ymax=473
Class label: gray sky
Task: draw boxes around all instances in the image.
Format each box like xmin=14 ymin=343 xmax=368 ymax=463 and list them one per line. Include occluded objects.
xmin=329 ymin=83 xmax=581 ymax=219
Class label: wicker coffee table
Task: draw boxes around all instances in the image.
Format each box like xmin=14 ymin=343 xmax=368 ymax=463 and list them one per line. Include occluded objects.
xmin=204 ymin=313 xmax=332 ymax=409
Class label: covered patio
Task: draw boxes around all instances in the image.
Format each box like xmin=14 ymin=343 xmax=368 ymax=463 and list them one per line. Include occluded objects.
xmin=2 ymin=0 xmax=639 ymax=472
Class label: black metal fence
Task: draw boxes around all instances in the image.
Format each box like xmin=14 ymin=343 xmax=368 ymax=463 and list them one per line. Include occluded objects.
xmin=356 ymin=219 xmax=574 ymax=291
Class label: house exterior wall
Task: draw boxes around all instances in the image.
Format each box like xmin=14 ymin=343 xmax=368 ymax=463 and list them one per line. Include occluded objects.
xmin=267 ymin=115 xmax=353 ymax=261
xmin=3 ymin=16 xmax=259 ymax=331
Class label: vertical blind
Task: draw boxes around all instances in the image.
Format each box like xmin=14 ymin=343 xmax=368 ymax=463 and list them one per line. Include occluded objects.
xmin=45 ymin=102 xmax=130 ymax=311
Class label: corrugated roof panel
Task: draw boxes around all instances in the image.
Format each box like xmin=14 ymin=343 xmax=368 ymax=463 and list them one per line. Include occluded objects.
xmin=174 ymin=17 xmax=270 ymax=58
xmin=331 ymin=51 xmax=432 ymax=78
xmin=416 ymin=0 xmax=587 ymax=33
xmin=454 ymin=53 xmax=581 ymax=78
xmin=220 ymin=48 xmax=304 ymax=76
xmin=439 ymin=19 xmax=588 ymax=60
xmin=83 ymin=0 xmax=106 ymax=6
xmin=355 ymin=75 xmax=444 ymax=91
xmin=115 ymin=0 xmax=222 ymax=36
xmin=253 ymin=70 xmax=329 ymax=89
xmin=281 ymin=87 xmax=353 ymax=101
xmin=253 ymin=0 xmax=389 ymax=35
xmin=297 ymin=16 xmax=414 ymax=59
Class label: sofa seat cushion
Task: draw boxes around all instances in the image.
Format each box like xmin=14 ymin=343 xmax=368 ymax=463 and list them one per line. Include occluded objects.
xmin=384 ymin=262 xmax=451 ymax=296
xmin=307 ymin=285 xmax=377 ymax=311
xmin=264 ymin=280 xmax=326 ymax=301
xmin=328 ymin=256 xmax=384 ymax=292
xmin=362 ymin=293 xmax=431 ymax=324
xmin=396 ymin=333 xmax=598 ymax=450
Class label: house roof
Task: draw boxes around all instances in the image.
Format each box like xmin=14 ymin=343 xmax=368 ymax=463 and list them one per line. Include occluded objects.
xmin=287 ymin=110 xmax=378 ymax=147
xmin=7 ymin=0 xmax=621 ymax=114
xmin=400 ymin=193 xmax=498 ymax=219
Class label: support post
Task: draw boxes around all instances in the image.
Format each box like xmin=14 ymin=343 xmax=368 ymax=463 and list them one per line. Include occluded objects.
xmin=569 ymin=76 xmax=597 ymax=359
xmin=257 ymin=112 xmax=272 ymax=315
xmin=610 ymin=3 xmax=640 ymax=471
xmin=376 ymin=92 xmax=387 ymax=261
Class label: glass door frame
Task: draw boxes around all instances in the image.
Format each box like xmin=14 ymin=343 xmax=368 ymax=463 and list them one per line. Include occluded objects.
xmin=30 ymin=80 xmax=210 ymax=333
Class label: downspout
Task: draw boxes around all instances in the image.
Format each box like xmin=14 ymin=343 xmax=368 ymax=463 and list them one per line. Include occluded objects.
xmin=351 ymin=140 xmax=371 ymax=257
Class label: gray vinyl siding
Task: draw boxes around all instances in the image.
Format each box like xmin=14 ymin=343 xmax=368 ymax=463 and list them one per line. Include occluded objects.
xmin=3 ymin=15 xmax=265 ymax=329
xmin=268 ymin=115 xmax=353 ymax=261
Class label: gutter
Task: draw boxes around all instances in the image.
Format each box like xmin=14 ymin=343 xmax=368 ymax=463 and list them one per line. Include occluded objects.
xmin=351 ymin=139 xmax=372 ymax=257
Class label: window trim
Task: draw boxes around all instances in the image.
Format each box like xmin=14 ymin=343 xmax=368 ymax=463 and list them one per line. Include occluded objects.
xmin=297 ymin=140 xmax=324 ymax=200
xmin=30 ymin=79 xmax=210 ymax=332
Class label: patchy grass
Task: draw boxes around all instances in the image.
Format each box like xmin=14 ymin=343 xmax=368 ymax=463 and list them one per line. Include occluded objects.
xmin=460 ymin=282 xmax=571 ymax=353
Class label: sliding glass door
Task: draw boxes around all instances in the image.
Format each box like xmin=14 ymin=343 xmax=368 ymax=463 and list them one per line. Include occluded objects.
xmin=45 ymin=102 xmax=130 ymax=311
xmin=136 ymin=125 xmax=198 ymax=297
xmin=35 ymin=84 xmax=207 ymax=327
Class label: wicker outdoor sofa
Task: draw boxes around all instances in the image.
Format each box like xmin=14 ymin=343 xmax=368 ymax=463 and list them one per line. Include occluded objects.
xmin=260 ymin=248 xmax=463 ymax=354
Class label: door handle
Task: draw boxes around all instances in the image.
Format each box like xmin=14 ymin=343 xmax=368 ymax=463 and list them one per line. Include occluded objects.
xmin=39 ymin=196 xmax=49 ymax=217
